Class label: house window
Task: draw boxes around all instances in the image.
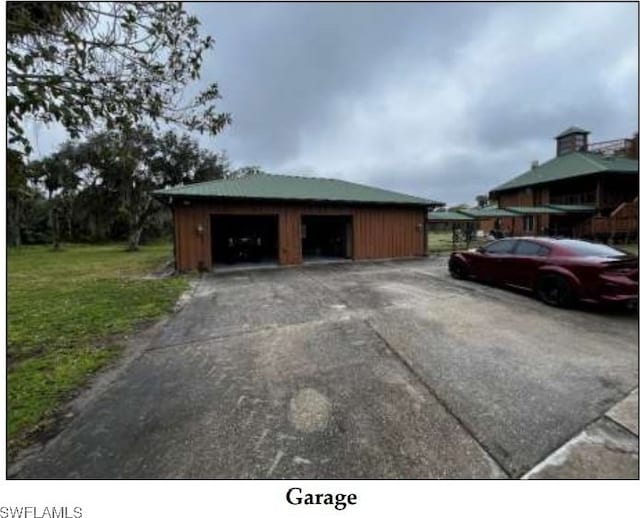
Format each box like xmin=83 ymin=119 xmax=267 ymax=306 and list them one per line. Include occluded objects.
xmin=523 ymin=215 xmax=534 ymax=232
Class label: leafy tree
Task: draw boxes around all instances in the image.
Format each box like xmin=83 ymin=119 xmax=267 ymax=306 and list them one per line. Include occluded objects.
xmin=20 ymin=192 xmax=52 ymax=245
xmin=12 ymin=126 xmax=234 ymax=249
xmin=193 ymin=150 xmax=231 ymax=183
xmin=6 ymin=2 xmax=86 ymax=41
xmin=232 ymin=165 xmax=266 ymax=178
xmin=78 ymin=127 xmax=163 ymax=251
xmin=149 ymin=131 xmax=230 ymax=185
xmin=27 ymin=147 xmax=81 ymax=249
xmin=7 ymin=156 xmax=30 ymax=247
xmin=7 ymin=2 xmax=230 ymax=159
xmin=69 ymin=127 xmax=229 ymax=250
xmin=71 ymin=182 xmax=122 ymax=242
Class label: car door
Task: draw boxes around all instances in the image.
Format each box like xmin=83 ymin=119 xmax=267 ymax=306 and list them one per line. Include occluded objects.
xmin=509 ymin=240 xmax=552 ymax=289
xmin=476 ymin=239 xmax=517 ymax=282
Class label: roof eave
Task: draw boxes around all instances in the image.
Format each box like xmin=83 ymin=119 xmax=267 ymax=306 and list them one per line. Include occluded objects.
xmin=152 ymin=192 xmax=441 ymax=208
xmin=489 ymin=170 xmax=602 ymax=194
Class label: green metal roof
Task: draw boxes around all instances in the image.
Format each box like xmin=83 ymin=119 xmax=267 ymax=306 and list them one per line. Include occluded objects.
xmin=460 ymin=206 xmax=518 ymax=218
xmin=429 ymin=205 xmax=595 ymax=221
xmin=555 ymin=126 xmax=590 ymax=139
xmin=504 ymin=206 xmax=566 ymax=215
xmin=153 ymin=173 xmax=443 ymax=207
xmin=545 ymin=204 xmax=595 ymax=213
xmin=490 ymin=152 xmax=638 ymax=193
xmin=428 ymin=211 xmax=475 ymax=221
xmin=430 ymin=203 xmax=597 ymax=220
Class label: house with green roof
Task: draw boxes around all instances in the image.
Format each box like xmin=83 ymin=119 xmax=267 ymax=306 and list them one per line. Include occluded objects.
xmin=153 ymin=173 xmax=443 ymax=271
xmin=488 ymin=127 xmax=638 ymax=239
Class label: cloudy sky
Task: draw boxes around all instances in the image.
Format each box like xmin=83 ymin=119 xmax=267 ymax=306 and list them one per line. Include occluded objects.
xmin=28 ymin=2 xmax=638 ymax=205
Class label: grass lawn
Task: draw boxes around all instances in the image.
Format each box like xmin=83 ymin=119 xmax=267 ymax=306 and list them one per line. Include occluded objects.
xmin=428 ymin=231 xmax=477 ymax=253
xmin=8 ymin=242 xmax=189 ymax=457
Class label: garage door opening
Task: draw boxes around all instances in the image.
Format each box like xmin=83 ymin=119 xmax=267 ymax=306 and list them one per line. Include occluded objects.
xmin=301 ymin=215 xmax=353 ymax=261
xmin=211 ymin=215 xmax=278 ymax=265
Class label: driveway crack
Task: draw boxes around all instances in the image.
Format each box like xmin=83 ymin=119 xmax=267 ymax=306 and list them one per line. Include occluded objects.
xmin=363 ymin=318 xmax=511 ymax=478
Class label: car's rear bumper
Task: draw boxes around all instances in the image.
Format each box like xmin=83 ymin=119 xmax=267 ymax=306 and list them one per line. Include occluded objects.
xmin=596 ymin=280 xmax=638 ymax=306
xmin=579 ymin=294 xmax=637 ymax=311
xmin=599 ymin=293 xmax=637 ymax=308
xmin=580 ymin=275 xmax=638 ymax=307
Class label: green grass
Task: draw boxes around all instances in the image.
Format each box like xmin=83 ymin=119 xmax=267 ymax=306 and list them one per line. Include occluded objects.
xmin=8 ymin=242 xmax=189 ymax=456
xmin=428 ymin=231 xmax=476 ymax=253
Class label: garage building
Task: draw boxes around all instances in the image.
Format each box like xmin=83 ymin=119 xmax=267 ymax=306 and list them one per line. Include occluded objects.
xmin=154 ymin=173 xmax=442 ymax=272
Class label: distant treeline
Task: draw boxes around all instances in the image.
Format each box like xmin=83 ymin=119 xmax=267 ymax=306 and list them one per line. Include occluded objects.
xmin=7 ymin=2 xmax=237 ymax=251
xmin=7 ymin=126 xmax=263 ymax=250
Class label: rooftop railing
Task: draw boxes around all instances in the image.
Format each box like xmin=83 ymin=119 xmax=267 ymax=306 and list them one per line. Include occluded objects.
xmin=588 ymin=138 xmax=635 ymax=156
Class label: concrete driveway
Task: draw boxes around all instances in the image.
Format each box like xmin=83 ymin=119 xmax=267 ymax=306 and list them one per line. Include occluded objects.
xmin=11 ymin=257 xmax=638 ymax=479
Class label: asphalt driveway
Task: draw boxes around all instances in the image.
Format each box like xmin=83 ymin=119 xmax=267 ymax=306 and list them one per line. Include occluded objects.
xmin=11 ymin=257 xmax=638 ymax=479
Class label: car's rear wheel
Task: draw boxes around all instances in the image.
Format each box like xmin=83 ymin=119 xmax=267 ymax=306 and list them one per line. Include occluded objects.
xmin=449 ymin=259 xmax=469 ymax=280
xmin=536 ymin=274 xmax=575 ymax=308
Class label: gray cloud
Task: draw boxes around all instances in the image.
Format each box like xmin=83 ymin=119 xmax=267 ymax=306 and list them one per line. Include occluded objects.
xmin=27 ymin=2 xmax=638 ymax=205
xmin=190 ymin=2 xmax=492 ymax=163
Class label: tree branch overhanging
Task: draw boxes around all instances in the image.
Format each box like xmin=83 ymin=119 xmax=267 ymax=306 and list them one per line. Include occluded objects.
xmin=8 ymin=2 xmax=230 ymax=159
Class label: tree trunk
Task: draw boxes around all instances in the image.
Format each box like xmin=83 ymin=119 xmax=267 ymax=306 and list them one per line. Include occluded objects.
xmin=126 ymin=193 xmax=155 ymax=252
xmin=50 ymin=207 xmax=61 ymax=251
xmin=10 ymin=196 xmax=22 ymax=247
xmin=127 ymin=227 xmax=143 ymax=251
xmin=126 ymin=202 xmax=142 ymax=251
xmin=66 ymin=202 xmax=73 ymax=242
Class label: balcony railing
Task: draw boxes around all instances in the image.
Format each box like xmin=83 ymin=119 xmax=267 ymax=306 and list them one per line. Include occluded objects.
xmin=573 ymin=197 xmax=638 ymax=237
xmin=588 ymin=138 xmax=635 ymax=156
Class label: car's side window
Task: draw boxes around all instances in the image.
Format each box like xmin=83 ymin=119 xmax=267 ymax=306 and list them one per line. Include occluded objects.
xmin=484 ymin=239 xmax=515 ymax=254
xmin=514 ymin=241 xmax=550 ymax=257
xmin=536 ymin=245 xmax=551 ymax=257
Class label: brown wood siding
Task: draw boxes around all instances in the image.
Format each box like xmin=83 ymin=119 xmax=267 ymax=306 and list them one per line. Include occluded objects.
xmin=174 ymin=203 xmax=210 ymax=271
xmin=496 ymin=189 xmax=534 ymax=207
xmin=171 ymin=200 xmax=425 ymax=271
xmin=575 ymin=196 xmax=639 ymax=237
xmin=496 ymin=175 xmax=640 ymax=213
xmin=352 ymin=207 xmax=423 ymax=260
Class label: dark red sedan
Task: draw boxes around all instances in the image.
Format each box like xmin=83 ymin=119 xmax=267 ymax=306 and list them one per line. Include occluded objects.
xmin=448 ymin=237 xmax=638 ymax=308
